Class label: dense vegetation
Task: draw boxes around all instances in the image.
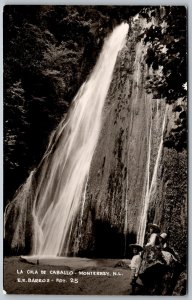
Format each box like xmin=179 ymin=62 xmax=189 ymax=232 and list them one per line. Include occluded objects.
xmin=140 ymin=6 xmax=187 ymax=151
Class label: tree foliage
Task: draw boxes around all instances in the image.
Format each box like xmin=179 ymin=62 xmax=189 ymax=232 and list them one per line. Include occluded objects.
xmin=139 ymin=6 xmax=187 ymax=151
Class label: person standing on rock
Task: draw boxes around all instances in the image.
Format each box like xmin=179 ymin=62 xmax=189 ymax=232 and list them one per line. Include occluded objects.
xmin=129 ymin=244 xmax=143 ymax=294
xmin=159 ymin=232 xmax=168 ymax=249
xmin=159 ymin=232 xmax=181 ymax=265
xmin=159 ymin=232 xmax=180 ymax=262
xmin=145 ymin=223 xmax=161 ymax=248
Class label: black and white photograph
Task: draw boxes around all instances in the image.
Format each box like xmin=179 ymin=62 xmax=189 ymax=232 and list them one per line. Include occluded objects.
xmin=3 ymin=5 xmax=187 ymax=295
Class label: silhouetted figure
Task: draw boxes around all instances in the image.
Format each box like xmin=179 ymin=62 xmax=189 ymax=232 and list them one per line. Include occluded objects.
xmin=159 ymin=232 xmax=183 ymax=295
xmin=159 ymin=232 xmax=168 ymax=248
xmin=159 ymin=232 xmax=180 ymax=262
xmin=129 ymin=244 xmax=143 ymax=294
xmin=145 ymin=223 xmax=160 ymax=248
xmin=140 ymin=228 xmax=183 ymax=295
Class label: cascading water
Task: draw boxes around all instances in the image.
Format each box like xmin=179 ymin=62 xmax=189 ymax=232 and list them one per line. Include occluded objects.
xmin=137 ymin=104 xmax=168 ymax=246
xmin=123 ymin=39 xmax=168 ymax=248
xmin=5 ymin=23 xmax=129 ymax=256
xmin=76 ymin=24 xmax=170 ymax=256
xmin=34 ymin=23 xmax=129 ymax=256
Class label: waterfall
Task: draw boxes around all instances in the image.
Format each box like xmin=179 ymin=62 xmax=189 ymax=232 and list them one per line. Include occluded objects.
xmin=4 ymin=171 xmax=35 ymax=250
xmin=10 ymin=23 xmax=128 ymax=256
xmin=137 ymin=104 xmax=168 ymax=246
xmin=33 ymin=22 xmax=128 ymax=256
xmin=5 ymin=16 xmax=174 ymax=258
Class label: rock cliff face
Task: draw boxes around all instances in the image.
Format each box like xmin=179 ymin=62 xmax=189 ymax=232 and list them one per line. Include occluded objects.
xmin=148 ymin=112 xmax=187 ymax=261
xmin=69 ymin=15 xmax=187 ymax=261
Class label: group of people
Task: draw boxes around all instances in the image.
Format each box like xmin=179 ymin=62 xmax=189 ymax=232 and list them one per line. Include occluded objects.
xmin=128 ymin=223 xmax=179 ymax=294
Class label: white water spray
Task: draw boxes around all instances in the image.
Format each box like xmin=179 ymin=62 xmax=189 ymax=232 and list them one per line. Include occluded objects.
xmin=31 ymin=23 xmax=129 ymax=256
xmin=137 ymin=104 xmax=168 ymax=246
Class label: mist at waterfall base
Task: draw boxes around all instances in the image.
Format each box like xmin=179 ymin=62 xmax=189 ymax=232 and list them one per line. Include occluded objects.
xmin=5 ymin=20 xmax=170 ymax=260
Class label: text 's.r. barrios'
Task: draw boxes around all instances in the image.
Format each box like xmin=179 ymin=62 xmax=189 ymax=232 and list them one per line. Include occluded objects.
xmin=3 ymin=5 xmax=187 ymax=296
